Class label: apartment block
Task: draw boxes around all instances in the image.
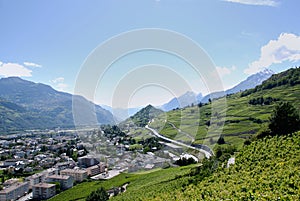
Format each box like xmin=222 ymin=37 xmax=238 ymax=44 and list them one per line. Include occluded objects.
xmin=25 ymin=168 xmax=59 ymax=189
xmin=86 ymin=164 xmax=106 ymax=176
xmin=77 ymin=156 xmax=99 ymax=168
xmin=32 ymin=183 xmax=56 ymax=200
xmin=46 ymin=175 xmax=73 ymax=190
xmin=60 ymin=169 xmax=88 ymax=182
xmin=0 ymin=182 xmax=29 ymax=201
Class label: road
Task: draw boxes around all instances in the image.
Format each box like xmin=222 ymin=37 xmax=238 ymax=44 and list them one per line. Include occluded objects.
xmin=17 ymin=192 xmax=32 ymax=201
xmin=145 ymin=125 xmax=213 ymax=158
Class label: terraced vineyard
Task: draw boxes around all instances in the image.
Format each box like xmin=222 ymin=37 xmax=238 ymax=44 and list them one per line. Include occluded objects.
xmin=154 ymin=131 xmax=300 ymax=200
xmin=150 ymin=68 xmax=300 ymax=150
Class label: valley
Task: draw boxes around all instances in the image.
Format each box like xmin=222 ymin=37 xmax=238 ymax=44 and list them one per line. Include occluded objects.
xmin=0 ymin=67 xmax=299 ymax=200
xmin=2 ymin=1 xmax=300 ymax=200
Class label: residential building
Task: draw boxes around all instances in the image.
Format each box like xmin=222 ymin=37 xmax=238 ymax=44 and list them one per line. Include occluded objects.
xmin=77 ymin=156 xmax=99 ymax=168
xmin=46 ymin=175 xmax=73 ymax=190
xmin=60 ymin=169 xmax=87 ymax=182
xmin=3 ymin=179 xmax=19 ymax=187
xmin=0 ymin=182 xmax=29 ymax=201
xmin=86 ymin=164 xmax=106 ymax=176
xmin=55 ymin=160 xmax=75 ymax=171
xmin=25 ymin=168 xmax=59 ymax=189
xmin=32 ymin=183 xmax=56 ymax=200
xmin=42 ymin=168 xmax=59 ymax=177
xmin=25 ymin=173 xmax=45 ymax=189
xmin=3 ymin=159 xmax=27 ymax=167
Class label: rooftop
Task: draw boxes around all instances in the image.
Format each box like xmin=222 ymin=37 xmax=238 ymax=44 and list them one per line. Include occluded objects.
xmin=47 ymin=175 xmax=70 ymax=180
xmin=32 ymin=183 xmax=56 ymax=188
xmin=60 ymin=169 xmax=87 ymax=174
xmin=0 ymin=182 xmax=29 ymax=194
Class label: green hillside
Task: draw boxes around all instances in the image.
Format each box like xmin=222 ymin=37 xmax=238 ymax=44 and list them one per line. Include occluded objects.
xmin=48 ymin=68 xmax=300 ymax=200
xmin=149 ymin=67 xmax=300 ymax=150
xmin=49 ymin=131 xmax=300 ymax=201
xmin=0 ymin=77 xmax=115 ymax=133
xmin=154 ymin=131 xmax=300 ymax=201
xmin=129 ymin=104 xmax=163 ymax=127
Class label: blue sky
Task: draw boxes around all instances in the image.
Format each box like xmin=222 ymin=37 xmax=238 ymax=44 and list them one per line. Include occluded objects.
xmin=0 ymin=0 xmax=299 ymax=108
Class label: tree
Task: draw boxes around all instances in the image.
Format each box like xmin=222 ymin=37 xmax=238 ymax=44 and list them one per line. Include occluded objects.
xmin=86 ymin=187 xmax=109 ymax=201
xmin=217 ymin=135 xmax=225 ymax=145
xmin=269 ymin=102 xmax=300 ymax=136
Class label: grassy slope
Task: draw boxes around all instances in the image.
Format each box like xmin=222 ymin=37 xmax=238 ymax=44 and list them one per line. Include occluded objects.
xmin=150 ymin=84 xmax=300 ymax=150
xmin=111 ymin=132 xmax=300 ymax=200
xmin=155 ymin=131 xmax=300 ymax=200
xmin=51 ymin=132 xmax=300 ymax=200
xmin=48 ymin=166 xmax=194 ymax=201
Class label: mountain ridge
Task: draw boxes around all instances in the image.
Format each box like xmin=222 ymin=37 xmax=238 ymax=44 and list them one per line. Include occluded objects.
xmin=129 ymin=104 xmax=164 ymax=127
xmin=0 ymin=77 xmax=115 ymax=132
xmin=201 ymin=68 xmax=274 ymax=103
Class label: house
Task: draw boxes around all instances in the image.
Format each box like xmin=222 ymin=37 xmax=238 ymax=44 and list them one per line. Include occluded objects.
xmin=0 ymin=182 xmax=29 ymax=201
xmin=46 ymin=175 xmax=73 ymax=190
xmin=3 ymin=159 xmax=27 ymax=167
xmin=60 ymin=169 xmax=88 ymax=182
xmin=86 ymin=164 xmax=106 ymax=176
xmin=32 ymin=183 xmax=56 ymax=200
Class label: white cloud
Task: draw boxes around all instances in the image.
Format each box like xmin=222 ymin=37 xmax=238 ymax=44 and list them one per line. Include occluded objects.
xmin=0 ymin=62 xmax=32 ymax=77
xmin=51 ymin=77 xmax=65 ymax=84
xmin=51 ymin=77 xmax=68 ymax=91
xmin=245 ymin=33 xmax=300 ymax=74
xmin=223 ymin=0 xmax=279 ymax=7
xmin=215 ymin=65 xmax=236 ymax=78
xmin=23 ymin=62 xmax=42 ymax=68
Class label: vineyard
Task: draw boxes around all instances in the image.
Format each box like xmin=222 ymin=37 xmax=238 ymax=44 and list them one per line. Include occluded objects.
xmin=110 ymin=131 xmax=300 ymax=200
xmin=150 ymin=81 xmax=300 ymax=150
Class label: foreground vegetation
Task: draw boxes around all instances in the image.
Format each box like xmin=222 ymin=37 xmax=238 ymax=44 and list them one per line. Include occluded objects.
xmin=50 ymin=131 xmax=300 ymax=200
xmin=48 ymin=166 xmax=194 ymax=201
xmin=112 ymin=131 xmax=300 ymax=200
xmin=154 ymin=131 xmax=300 ymax=200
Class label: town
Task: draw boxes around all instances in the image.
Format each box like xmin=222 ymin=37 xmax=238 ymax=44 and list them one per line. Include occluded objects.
xmin=0 ymin=126 xmax=192 ymax=201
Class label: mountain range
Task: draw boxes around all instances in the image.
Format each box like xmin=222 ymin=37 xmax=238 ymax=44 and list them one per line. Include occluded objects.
xmin=160 ymin=69 xmax=274 ymax=110
xmin=0 ymin=77 xmax=115 ymax=132
xmin=97 ymin=69 xmax=274 ymax=118
xmin=0 ymin=68 xmax=275 ymax=132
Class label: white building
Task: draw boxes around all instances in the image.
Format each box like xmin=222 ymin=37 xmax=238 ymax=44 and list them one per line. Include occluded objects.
xmin=60 ymin=169 xmax=88 ymax=182
xmin=0 ymin=182 xmax=29 ymax=201
xmin=25 ymin=168 xmax=58 ymax=189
